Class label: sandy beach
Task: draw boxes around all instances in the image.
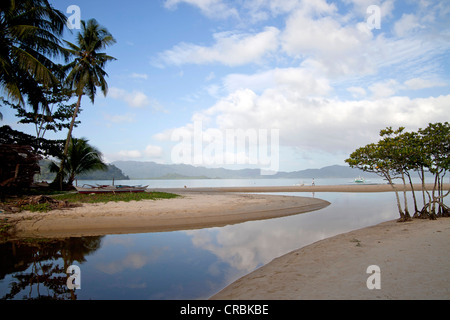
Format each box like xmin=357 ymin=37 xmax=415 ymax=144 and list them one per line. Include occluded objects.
xmin=3 ymin=182 xmax=449 ymax=300
xmin=154 ymin=182 xmax=440 ymax=194
xmin=6 ymin=183 xmax=441 ymax=239
xmin=5 ymin=192 xmax=329 ymax=238
xmin=211 ymin=217 xmax=450 ymax=300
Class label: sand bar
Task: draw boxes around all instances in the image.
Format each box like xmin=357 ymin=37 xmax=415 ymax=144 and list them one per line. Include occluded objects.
xmin=211 ymin=217 xmax=450 ymax=300
xmin=3 ymin=183 xmax=449 ymax=299
xmin=4 ymin=193 xmax=329 ymax=239
xmin=155 ymin=182 xmax=444 ymax=194
xmin=4 ymin=182 xmax=447 ymax=239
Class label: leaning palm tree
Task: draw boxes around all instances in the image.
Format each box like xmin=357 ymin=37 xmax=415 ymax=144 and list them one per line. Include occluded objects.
xmin=50 ymin=137 xmax=107 ymax=187
xmin=53 ymin=19 xmax=116 ymax=189
xmin=0 ymin=0 xmax=67 ymax=104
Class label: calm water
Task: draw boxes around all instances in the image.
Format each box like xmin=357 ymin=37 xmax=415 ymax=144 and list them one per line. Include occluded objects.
xmin=0 ymin=178 xmax=438 ymax=300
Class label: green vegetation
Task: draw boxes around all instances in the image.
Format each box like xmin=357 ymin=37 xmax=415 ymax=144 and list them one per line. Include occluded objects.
xmin=0 ymin=0 xmax=67 ymax=105
xmin=0 ymin=219 xmax=12 ymax=234
xmin=49 ymin=137 xmax=107 ymax=186
xmin=53 ymin=191 xmax=180 ymax=204
xmin=53 ymin=19 xmax=116 ymax=190
xmin=0 ymin=2 xmax=117 ymax=193
xmin=20 ymin=202 xmax=52 ymax=212
xmin=346 ymin=122 xmax=449 ymax=221
xmin=0 ymin=191 xmax=180 ymax=215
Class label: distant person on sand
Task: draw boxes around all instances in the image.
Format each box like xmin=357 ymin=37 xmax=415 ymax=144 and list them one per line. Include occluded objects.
xmin=312 ymin=178 xmax=315 ymax=186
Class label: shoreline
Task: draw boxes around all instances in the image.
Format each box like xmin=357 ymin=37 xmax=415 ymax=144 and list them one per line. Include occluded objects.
xmin=4 ymin=193 xmax=330 ymax=239
xmin=3 ymin=183 xmax=448 ymax=299
xmin=6 ymin=183 xmax=444 ymax=239
xmin=211 ymin=217 xmax=450 ymax=300
xmin=154 ymin=182 xmax=444 ymax=193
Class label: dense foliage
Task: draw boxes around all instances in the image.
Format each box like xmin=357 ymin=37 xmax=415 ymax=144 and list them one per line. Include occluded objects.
xmin=346 ymin=122 xmax=449 ymax=221
xmin=0 ymin=1 xmax=116 ymax=192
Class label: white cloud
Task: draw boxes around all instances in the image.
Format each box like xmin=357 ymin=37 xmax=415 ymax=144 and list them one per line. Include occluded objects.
xmin=394 ymin=13 xmax=423 ymax=37
xmin=118 ymin=150 xmax=142 ymax=159
xmin=113 ymin=146 xmax=163 ymax=161
xmin=156 ymin=27 xmax=280 ymax=67
xmin=343 ymin=0 xmax=395 ymax=18
xmin=109 ymin=87 xmax=150 ymax=108
xmin=144 ymin=145 xmax=163 ymax=158
xmin=223 ymin=67 xmax=332 ymax=96
xmin=403 ymin=77 xmax=447 ymax=90
xmin=153 ymin=0 xmax=450 ymax=170
xmin=103 ymin=113 xmax=136 ymax=124
xmin=347 ymin=86 xmax=367 ymax=98
xmin=367 ymin=78 xmax=447 ymax=98
xmin=130 ymin=73 xmax=148 ymax=80
xmin=164 ymin=0 xmax=238 ymax=19
xmin=163 ymin=87 xmax=450 ymax=159
xmin=281 ymin=7 xmax=375 ymax=76
xmin=369 ymin=79 xmax=401 ymax=99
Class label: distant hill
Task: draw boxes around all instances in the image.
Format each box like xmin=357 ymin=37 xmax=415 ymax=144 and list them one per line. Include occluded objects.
xmin=272 ymin=164 xmax=378 ymax=179
xmin=112 ymin=161 xmax=262 ymax=179
xmin=37 ymin=160 xmax=129 ymax=181
xmin=77 ymin=164 xmax=130 ymax=180
xmin=112 ymin=161 xmax=375 ymax=180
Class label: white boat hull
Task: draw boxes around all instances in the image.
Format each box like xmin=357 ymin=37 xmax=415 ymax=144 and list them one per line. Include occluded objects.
xmin=76 ymin=185 xmax=148 ymax=194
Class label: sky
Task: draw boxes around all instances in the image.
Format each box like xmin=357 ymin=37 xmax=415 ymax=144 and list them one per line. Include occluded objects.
xmin=2 ymin=0 xmax=450 ymax=173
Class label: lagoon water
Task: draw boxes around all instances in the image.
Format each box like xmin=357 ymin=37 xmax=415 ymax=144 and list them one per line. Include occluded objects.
xmin=0 ymin=178 xmax=436 ymax=300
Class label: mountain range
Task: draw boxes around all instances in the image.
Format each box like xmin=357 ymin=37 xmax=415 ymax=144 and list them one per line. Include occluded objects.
xmin=112 ymin=161 xmax=375 ymax=180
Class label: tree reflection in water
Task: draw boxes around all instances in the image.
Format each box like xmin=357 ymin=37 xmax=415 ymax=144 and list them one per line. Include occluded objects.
xmin=0 ymin=237 xmax=102 ymax=300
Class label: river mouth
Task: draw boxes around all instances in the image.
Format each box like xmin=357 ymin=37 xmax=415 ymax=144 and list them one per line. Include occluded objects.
xmin=0 ymin=191 xmax=413 ymax=300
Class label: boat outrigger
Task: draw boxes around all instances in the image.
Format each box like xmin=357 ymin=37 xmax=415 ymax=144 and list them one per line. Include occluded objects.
xmin=75 ymin=184 xmax=149 ymax=194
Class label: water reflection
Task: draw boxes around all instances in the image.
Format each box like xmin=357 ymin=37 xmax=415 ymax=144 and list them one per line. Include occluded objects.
xmin=0 ymin=237 xmax=102 ymax=300
xmin=185 ymin=192 xmax=400 ymax=288
xmin=0 ymin=192 xmax=417 ymax=300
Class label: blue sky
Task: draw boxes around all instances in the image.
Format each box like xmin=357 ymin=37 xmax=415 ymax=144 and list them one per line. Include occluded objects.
xmin=3 ymin=0 xmax=450 ymax=173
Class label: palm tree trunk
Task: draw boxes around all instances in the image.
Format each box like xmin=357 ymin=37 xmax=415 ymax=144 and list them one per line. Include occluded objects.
xmin=54 ymin=94 xmax=82 ymax=190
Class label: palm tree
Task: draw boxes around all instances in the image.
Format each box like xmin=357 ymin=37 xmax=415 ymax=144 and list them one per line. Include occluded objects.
xmin=0 ymin=0 xmax=67 ymax=104
xmin=53 ymin=19 xmax=116 ymax=189
xmin=50 ymin=137 xmax=107 ymax=186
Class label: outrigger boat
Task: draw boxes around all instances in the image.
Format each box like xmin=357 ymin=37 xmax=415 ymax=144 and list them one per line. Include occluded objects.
xmin=76 ymin=184 xmax=149 ymax=194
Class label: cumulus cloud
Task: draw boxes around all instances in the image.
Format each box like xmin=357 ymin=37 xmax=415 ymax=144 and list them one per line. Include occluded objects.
xmin=403 ymin=78 xmax=447 ymax=90
xmin=223 ymin=67 xmax=332 ymax=96
xmin=114 ymin=145 xmax=163 ymax=162
xmin=155 ymin=27 xmax=280 ymax=67
xmin=161 ymin=87 xmax=450 ymax=159
xmin=153 ymin=0 xmax=450 ymax=169
xmin=369 ymin=79 xmax=401 ymax=99
xmin=109 ymin=87 xmax=150 ymax=108
xmin=103 ymin=113 xmax=136 ymax=124
xmin=164 ymin=0 xmax=238 ymax=19
xmin=118 ymin=150 xmax=142 ymax=159
xmin=394 ymin=13 xmax=423 ymax=37
xmin=130 ymin=73 xmax=148 ymax=80
xmin=144 ymin=145 xmax=163 ymax=158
